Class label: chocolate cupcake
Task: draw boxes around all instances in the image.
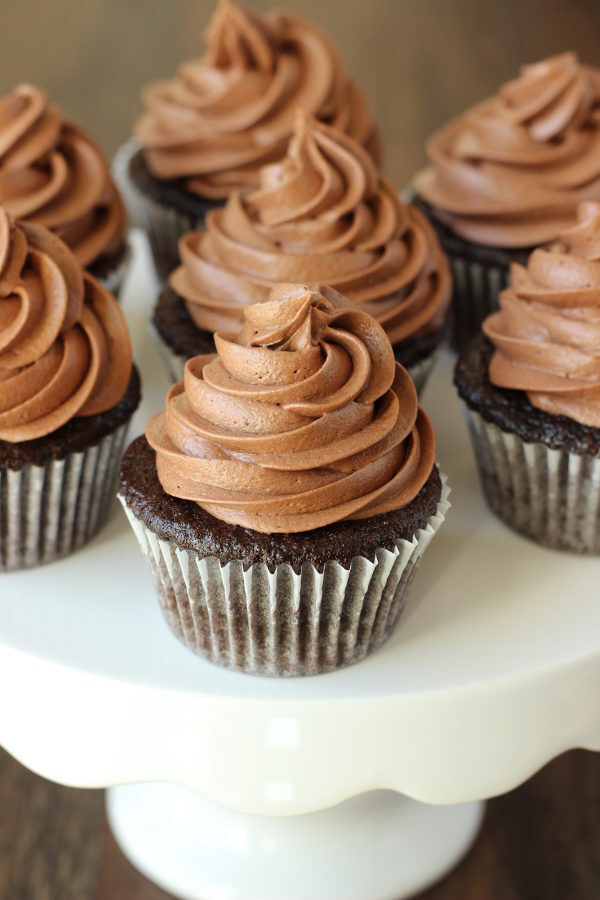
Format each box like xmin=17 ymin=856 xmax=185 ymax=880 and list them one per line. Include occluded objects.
xmin=154 ymin=116 xmax=451 ymax=393
xmin=456 ymin=202 xmax=600 ymax=553
xmin=120 ymin=284 xmax=448 ymax=676
xmin=0 ymin=208 xmax=140 ymax=570
xmin=123 ymin=0 xmax=379 ymax=281
xmin=414 ymin=52 xmax=600 ymax=349
xmin=0 ymin=84 xmax=130 ymax=297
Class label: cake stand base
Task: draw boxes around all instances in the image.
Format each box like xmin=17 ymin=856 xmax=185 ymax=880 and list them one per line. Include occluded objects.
xmin=107 ymin=785 xmax=484 ymax=900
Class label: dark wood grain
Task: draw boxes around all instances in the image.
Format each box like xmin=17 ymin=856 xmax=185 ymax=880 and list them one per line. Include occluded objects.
xmin=1 ymin=748 xmax=598 ymax=899
xmin=0 ymin=750 xmax=103 ymax=900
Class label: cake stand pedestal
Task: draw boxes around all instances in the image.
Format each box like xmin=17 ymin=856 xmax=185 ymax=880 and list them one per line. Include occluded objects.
xmin=1 ymin=233 xmax=599 ymax=900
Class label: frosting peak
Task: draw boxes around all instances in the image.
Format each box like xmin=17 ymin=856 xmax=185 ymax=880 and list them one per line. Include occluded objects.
xmin=170 ymin=117 xmax=451 ymax=345
xmin=0 ymin=207 xmax=132 ymax=442
xmin=0 ymin=84 xmax=126 ymax=268
xmin=146 ymin=284 xmax=435 ymax=533
xmin=135 ymin=1 xmax=379 ymax=198
xmin=415 ymin=52 xmax=600 ymax=248
xmin=500 ymin=52 xmax=593 ymax=140
xmin=204 ymin=0 xmax=279 ymax=72
xmin=484 ymin=202 xmax=600 ymax=426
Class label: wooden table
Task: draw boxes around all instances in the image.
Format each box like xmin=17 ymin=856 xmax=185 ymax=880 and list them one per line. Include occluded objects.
xmin=0 ymin=748 xmax=598 ymax=899
xmin=1 ymin=0 xmax=600 ymax=896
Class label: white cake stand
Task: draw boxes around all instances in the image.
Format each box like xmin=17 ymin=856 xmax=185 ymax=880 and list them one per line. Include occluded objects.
xmin=1 ymin=233 xmax=599 ymax=900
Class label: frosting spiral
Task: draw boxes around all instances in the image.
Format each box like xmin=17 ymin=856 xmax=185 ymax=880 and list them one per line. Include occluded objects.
xmin=0 ymin=84 xmax=126 ymax=267
xmin=415 ymin=52 xmax=600 ymax=248
xmin=0 ymin=208 xmax=132 ymax=442
xmin=169 ymin=117 xmax=451 ymax=345
xmin=146 ymin=284 xmax=436 ymax=533
xmin=135 ymin=0 xmax=379 ymax=199
xmin=484 ymin=202 xmax=600 ymax=426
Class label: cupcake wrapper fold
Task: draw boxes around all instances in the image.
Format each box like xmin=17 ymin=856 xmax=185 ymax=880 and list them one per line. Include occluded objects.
xmin=98 ymin=237 xmax=133 ymax=300
xmin=462 ymin=403 xmax=600 ymax=554
xmin=403 ymin=345 xmax=444 ymax=396
xmin=119 ymin=478 xmax=449 ymax=676
xmin=1 ymin=422 xmax=129 ymax=572
xmin=448 ymin=255 xmax=509 ymax=352
xmin=112 ymin=139 xmax=144 ymax=228
xmin=114 ymin=140 xmax=214 ymax=282
xmin=151 ymin=325 xmax=187 ymax=384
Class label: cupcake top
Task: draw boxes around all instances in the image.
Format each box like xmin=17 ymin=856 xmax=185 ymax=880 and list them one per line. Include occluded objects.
xmin=134 ymin=0 xmax=378 ymax=199
xmin=0 ymin=84 xmax=127 ymax=268
xmin=146 ymin=283 xmax=436 ymax=533
xmin=0 ymin=207 xmax=132 ymax=442
xmin=415 ymin=52 xmax=600 ymax=249
xmin=483 ymin=201 xmax=600 ymax=427
xmin=169 ymin=116 xmax=451 ymax=346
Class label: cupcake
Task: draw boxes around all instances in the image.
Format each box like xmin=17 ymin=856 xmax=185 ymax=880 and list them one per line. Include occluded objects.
xmin=153 ymin=116 xmax=451 ymax=393
xmin=414 ymin=52 xmax=600 ymax=349
xmin=0 ymin=208 xmax=140 ymax=571
xmin=455 ymin=201 xmax=600 ymax=553
xmin=0 ymin=84 xmax=130 ymax=297
xmin=124 ymin=0 xmax=379 ymax=281
xmin=120 ymin=284 xmax=448 ymax=676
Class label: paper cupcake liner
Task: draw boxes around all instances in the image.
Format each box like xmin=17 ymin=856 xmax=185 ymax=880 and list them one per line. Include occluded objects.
xmin=462 ymin=403 xmax=600 ymax=554
xmin=151 ymin=325 xmax=187 ymax=384
xmin=0 ymin=422 xmax=130 ymax=572
xmin=403 ymin=340 xmax=446 ymax=396
xmin=114 ymin=140 xmax=215 ymax=282
xmin=97 ymin=237 xmax=133 ymax=300
xmin=112 ymin=139 xmax=145 ymax=228
xmin=448 ymin=254 xmax=509 ymax=352
xmin=119 ymin=479 xmax=449 ymax=676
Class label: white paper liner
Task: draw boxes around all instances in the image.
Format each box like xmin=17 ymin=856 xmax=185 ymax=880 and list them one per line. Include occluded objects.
xmin=119 ymin=478 xmax=449 ymax=676
xmin=97 ymin=236 xmax=133 ymax=300
xmin=113 ymin=140 xmax=215 ymax=282
xmin=0 ymin=422 xmax=129 ymax=572
xmin=151 ymin=324 xmax=188 ymax=384
xmin=448 ymin=255 xmax=509 ymax=352
xmin=461 ymin=403 xmax=600 ymax=554
xmin=112 ymin=139 xmax=144 ymax=227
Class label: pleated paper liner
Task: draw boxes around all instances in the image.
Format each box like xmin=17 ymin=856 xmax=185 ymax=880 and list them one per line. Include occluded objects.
xmin=120 ymin=479 xmax=449 ymax=676
xmin=97 ymin=237 xmax=133 ymax=300
xmin=0 ymin=422 xmax=129 ymax=572
xmin=447 ymin=255 xmax=510 ymax=353
xmin=462 ymin=403 xmax=600 ymax=554
xmin=113 ymin=139 xmax=216 ymax=283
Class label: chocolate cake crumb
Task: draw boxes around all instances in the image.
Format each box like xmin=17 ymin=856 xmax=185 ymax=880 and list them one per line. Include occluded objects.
xmin=120 ymin=435 xmax=442 ymax=573
xmin=129 ymin=147 xmax=223 ymax=219
xmin=0 ymin=366 xmax=142 ymax=470
xmin=455 ymin=333 xmax=600 ymax=456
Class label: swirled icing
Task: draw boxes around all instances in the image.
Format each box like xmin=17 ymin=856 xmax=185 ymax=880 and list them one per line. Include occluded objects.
xmin=0 ymin=84 xmax=126 ymax=267
xmin=0 ymin=208 xmax=132 ymax=442
xmin=484 ymin=202 xmax=600 ymax=426
xmin=146 ymin=283 xmax=436 ymax=533
xmin=415 ymin=52 xmax=600 ymax=248
xmin=135 ymin=0 xmax=379 ymax=198
xmin=169 ymin=116 xmax=450 ymax=345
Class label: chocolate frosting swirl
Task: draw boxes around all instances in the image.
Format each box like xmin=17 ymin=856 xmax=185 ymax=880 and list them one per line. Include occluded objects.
xmin=146 ymin=284 xmax=436 ymax=533
xmin=415 ymin=52 xmax=600 ymax=248
xmin=0 ymin=84 xmax=126 ymax=267
xmin=0 ymin=208 xmax=132 ymax=442
xmin=135 ymin=0 xmax=379 ymax=199
xmin=484 ymin=202 xmax=600 ymax=426
xmin=169 ymin=117 xmax=450 ymax=345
